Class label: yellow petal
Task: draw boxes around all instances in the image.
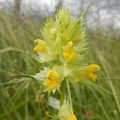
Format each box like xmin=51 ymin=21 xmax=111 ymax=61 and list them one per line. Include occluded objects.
xmin=87 ymin=73 xmax=97 ymax=82
xmin=86 ymin=64 xmax=100 ymax=73
xmin=68 ymin=114 xmax=77 ymax=120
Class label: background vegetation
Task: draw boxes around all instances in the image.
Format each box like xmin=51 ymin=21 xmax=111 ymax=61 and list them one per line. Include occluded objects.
xmin=0 ymin=1 xmax=120 ymax=120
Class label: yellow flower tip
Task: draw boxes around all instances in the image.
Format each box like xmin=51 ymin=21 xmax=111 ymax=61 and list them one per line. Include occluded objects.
xmin=63 ymin=41 xmax=77 ymax=60
xmin=34 ymin=39 xmax=47 ymax=53
xmin=86 ymin=64 xmax=100 ymax=81
xmin=43 ymin=70 xmax=59 ymax=90
xmin=87 ymin=64 xmax=100 ymax=73
xmin=68 ymin=114 xmax=77 ymax=120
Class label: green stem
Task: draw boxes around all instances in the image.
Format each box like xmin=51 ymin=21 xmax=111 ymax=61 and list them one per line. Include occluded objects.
xmin=66 ymin=79 xmax=73 ymax=110
xmin=60 ymin=91 xmax=64 ymax=106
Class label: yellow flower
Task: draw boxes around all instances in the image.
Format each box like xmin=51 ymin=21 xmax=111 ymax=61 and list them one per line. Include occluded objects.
xmin=63 ymin=41 xmax=76 ymax=60
xmin=34 ymin=39 xmax=47 ymax=53
xmin=68 ymin=114 xmax=77 ymax=120
xmin=86 ymin=64 xmax=100 ymax=81
xmin=67 ymin=64 xmax=100 ymax=83
xmin=43 ymin=70 xmax=60 ymax=91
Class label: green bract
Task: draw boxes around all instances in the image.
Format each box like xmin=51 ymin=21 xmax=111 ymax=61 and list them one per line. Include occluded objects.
xmin=41 ymin=8 xmax=87 ymax=63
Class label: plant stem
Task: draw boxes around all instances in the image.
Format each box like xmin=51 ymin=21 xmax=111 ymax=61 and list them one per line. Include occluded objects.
xmin=66 ymin=79 xmax=73 ymax=110
xmin=60 ymin=82 xmax=65 ymax=106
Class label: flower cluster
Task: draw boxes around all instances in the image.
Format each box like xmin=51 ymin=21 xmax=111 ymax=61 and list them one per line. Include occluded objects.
xmin=33 ymin=9 xmax=100 ymax=120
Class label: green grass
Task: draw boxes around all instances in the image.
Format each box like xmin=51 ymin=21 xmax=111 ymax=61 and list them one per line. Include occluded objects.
xmin=0 ymin=11 xmax=120 ymax=120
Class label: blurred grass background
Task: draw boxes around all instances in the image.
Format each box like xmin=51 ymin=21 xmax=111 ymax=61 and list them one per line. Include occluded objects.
xmin=0 ymin=1 xmax=120 ymax=120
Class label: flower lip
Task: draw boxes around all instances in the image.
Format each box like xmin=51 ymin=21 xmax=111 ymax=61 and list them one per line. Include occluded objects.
xmin=86 ymin=64 xmax=100 ymax=81
xmin=87 ymin=64 xmax=100 ymax=72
